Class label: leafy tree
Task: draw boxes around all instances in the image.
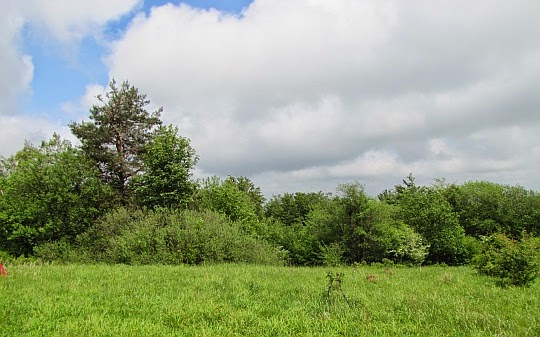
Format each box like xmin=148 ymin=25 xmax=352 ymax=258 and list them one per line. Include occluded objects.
xmin=378 ymin=173 xmax=417 ymax=205
xmin=377 ymin=189 xmax=399 ymax=205
xmin=500 ymin=185 xmax=540 ymax=237
xmin=193 ymin=176 xmax=260 ymax=230
xmin=398 ymin=182 xmax=469 ymax=264
xmin=453 ymin=181 xmax=540 ymax=238
xmin=330 ymin=182 xmax=371 ymax=262
xmin=264 ymin=191 xmax=330 ymax=226
xmin=224 ymin=176 xmax=266 ymax=218
xmin=69 ymin=79 xmax=162 ymax=200
xmin=271 ymin=182 xmax=429 ymax=266
xmin=0 ymin=135 xmax=114 ymax=256
xmin=132 ymin=125 xmax=198 ymax=209
xmin=353 ymin=200 xmax=429 ymax=265
xmin=453 ymin=181 xmax=506 ymax=237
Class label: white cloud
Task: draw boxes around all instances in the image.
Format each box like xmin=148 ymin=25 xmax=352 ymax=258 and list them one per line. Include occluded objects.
xmin=3 ymin=0 xmax=540 ymax=196
xmin=102 ymin=0 xmax=540 ymax=194
xmin=0 ymin=0 xmax=140 ymax=156
xmin=329 ymin=150 xmax=402 ymax=178
xmin=17 ymin=0 xmax=141 ymax=43
xmin=0 ymin=115 xmax=76 ymax=157
xmin=0 ymin=3 xmax=33 ymax=114
xmin=62 ymin=83 xmax=107 ymax=122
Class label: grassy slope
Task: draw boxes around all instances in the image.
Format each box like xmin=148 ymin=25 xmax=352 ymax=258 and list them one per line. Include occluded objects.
xmin=1 ymin=264 xmax=538 ymax=336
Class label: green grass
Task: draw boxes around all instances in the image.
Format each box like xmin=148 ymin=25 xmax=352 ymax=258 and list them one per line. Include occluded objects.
xmin=1 ymin=264 xmax=539 ymax=336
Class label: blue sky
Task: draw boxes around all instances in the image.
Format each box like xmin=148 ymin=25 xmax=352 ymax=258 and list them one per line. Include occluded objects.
xmin=20 ymin=0 xmax=254 ymax=122
xmin=2 ymin=0 xmax=540 ymax=196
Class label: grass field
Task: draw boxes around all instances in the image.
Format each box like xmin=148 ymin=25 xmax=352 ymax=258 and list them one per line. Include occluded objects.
xmin=1 ymin=263 xmax=539 ymax=336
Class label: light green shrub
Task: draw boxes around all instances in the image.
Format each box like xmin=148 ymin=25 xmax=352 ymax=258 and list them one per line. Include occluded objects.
xmin=473 ymin=233 xmax=540 ymax=287
xmin=74 ymin=208 xmax=283 ymax=265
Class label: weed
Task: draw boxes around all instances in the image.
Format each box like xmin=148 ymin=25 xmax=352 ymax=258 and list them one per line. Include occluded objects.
xmin=324 ymin=272 xmax=351 ymax=307
xmin=438 ymin=272 xmax=453 ymax=284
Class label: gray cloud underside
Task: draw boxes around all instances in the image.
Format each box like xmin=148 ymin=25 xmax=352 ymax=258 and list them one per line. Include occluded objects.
xmin=105 ymin=0 xmax=540 ymax=195
xmin=2 ymin=0 xmax=539 ymax=197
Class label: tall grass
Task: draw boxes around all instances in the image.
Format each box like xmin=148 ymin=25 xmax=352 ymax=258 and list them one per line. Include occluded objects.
xmin=1 ymin=264 xmax=538 ymax=336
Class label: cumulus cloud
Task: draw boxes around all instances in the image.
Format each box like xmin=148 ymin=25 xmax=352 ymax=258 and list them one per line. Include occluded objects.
xmin=4 ymin=0 xmax=539 ymax=196
xmin=0 ymin=115 xmax=75 ymax=156
xmin=17 ymin=0 xmax=141 ymax=43
xmin=61 ymin=83 xmax=107 ymax=122
xmin=0 ymin=3 xmax=33 ymax=114
xmin=103 ymin=0 xmax=540 ymax=194
xmin=0 ymin=0 xmax=139 ymax=156
xmin=0 ymin=82 xmax=107 ymax=157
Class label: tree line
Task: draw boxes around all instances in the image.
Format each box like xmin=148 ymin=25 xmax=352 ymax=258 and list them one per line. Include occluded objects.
xmin=1 ymin=80 xmax=539 ymax=271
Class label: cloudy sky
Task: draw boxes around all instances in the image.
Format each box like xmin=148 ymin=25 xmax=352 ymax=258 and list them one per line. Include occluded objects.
xmin=1 ymin=0 xmax=539 ymax=197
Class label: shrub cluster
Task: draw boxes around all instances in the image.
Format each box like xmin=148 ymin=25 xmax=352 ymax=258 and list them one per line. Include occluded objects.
xmin=472 ymin=233 xmax=540 ymax=287
xmin=34 ymin=208 xmax=283 ymax=266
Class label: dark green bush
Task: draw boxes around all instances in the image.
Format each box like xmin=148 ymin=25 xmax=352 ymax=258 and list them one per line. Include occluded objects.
xmin=33 ymin=240 xmax=87 ymax=264
xmin=472 ymin=233 xmax=540 ymax=287
xmin=0 ymin=250 xmax=14 ymax=263
xmin=0 ymin=136 xmax=115 ymax=256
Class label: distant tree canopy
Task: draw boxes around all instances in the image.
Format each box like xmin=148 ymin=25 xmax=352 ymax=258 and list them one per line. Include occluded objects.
xmin=2 ymin=80 xmax=540 ymax=272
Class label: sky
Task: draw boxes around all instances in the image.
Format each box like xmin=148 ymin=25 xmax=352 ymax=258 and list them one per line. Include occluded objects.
xmin=1 ymin=0 xmax=540 ymax=197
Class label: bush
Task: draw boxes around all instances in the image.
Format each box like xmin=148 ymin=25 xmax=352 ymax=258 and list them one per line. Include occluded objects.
xmin=0 ymin=135 xmax=115 ymax=256
xmin=33 ymin=240 xmax=87 ymax=264
xmin=73 ymin=208 xmax=284 ymax=265
xmin=386 ymin=223 xmax=430 ymax=266
xmin=0 ymin=250 xmax=14 ymax=263
xmin=472 ymin=233 xmax=540 ymax=287
xmin=397 ymin=184 xmax=468 ymax=265
xmin=0 ymin=250 xmax=39 ymax=265
xmin=318 ymin=242 xmax=345 ymax=267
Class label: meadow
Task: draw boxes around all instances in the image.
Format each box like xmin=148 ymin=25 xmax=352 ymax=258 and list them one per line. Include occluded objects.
xmin=1 ymin=264 xmax=539 ymax=336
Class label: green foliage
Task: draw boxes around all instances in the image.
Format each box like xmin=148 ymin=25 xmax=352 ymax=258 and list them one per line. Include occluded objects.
xmin=225 ymin=176 xmax=266 ymax=218
xmin=264 ymin=191 xmax=331 ymax=226
xmin=193 ymin=176 xmax=261 ymax=231
xmin=255 ymin=218 xmax=313 ymax=265
xmin=397 ymin=180 xmax=469 ymax=265
xmin=349 ymin=200 xmax=429 ymax=265
xmin=0 ymin=250 xmax=15 ymax=263
xmin=33 ymin=239 xmax=85 ymax=264
xmin=385 ymin=220 xmax=430 ymax=266
xmin=335 ymin=182 xmax=370 ymax=251
xmin=316 ymin=184 xmax=428 ymax=265
xmin=70 ymin=208 xmax=283 ymax=265
xmin=266 ymin=182 xmax=429 ymax=266
xmin=0 ymin=135 xmax=114 ymax=256
xmin=69 ymin=79 xmax=162 ymax=200
xmin=453 ymin=181 xmax=540 ymax=238
xmin=319 ymin=243 xmax=345 ymax=267
xmin=132 ymin=125 xmax=198 ymax=209
xmin=472 ymin=232 xmax=540 ymax=287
